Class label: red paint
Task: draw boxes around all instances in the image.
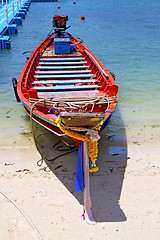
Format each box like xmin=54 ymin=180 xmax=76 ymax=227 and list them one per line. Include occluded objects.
xmin=53 ymin=15 xmax=68 ymax=21
xmin=29 ymin=89 xmax=38 ymax=98
xmin=24 ymin=106 xmax=64 ymax=136
xmin=17 ymin=23 xmax=118 ymax=137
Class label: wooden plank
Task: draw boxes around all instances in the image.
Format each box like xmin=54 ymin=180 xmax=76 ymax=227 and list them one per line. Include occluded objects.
xmin=39 ymin=61 xmax=87 ymax=65
xmin=35 ymin=70 xmax=91 ymax=75
xmin=32 ymin=79 xmax=96 ymax=85
xmin=33 ymin=85 xmax=101 ymax=91
xmin=37 ymin=65 xmax=89 ymax=70
xmin=34 ymin=74 xmax=94 ymax=79
xmin=38 ymin=90 xmax=100 ymax=97
xmin=40 ymin=57 xmax=85 ymax=61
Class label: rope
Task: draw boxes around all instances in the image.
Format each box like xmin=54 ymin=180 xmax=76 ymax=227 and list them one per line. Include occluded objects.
xmin=30 ymin=101 xmax=78 ymax=168
xmin=29 ymin=95 xmax=117 ymax=113
xmin=29 ymin=96 xmax=114 ymax=172
xmin=0 ymin=190 xmax=44 ymax=240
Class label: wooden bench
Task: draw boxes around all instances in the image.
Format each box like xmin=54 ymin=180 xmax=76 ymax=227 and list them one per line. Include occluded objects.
xmin=37 ymin=90 xmax=100 ymax=97
xmin=32 ymin=79 xmax=97 ymax=85
xmin=38 ymin=61 xmax=88 ymax=65
xmin=40 ymin=57 xmax=85 ymax=62
xmin=34 ymin=74 xmax=94 ymax=79
xmin=35 ymin=70 xmax=91 ymax=75
xmin=36 ymin=65 xmax=89 ymax=70
xmin=33 ymin=85 xmax=101 ymax=91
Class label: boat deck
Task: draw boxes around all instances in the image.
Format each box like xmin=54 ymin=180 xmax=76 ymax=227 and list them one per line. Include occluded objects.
xmin=42 ymin=44 xmax=82 ymax=57
xmin=32 ymin=45 xmax=102 ymax=99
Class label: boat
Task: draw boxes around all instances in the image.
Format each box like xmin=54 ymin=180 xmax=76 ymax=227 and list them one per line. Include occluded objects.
xmin=13 ymin=15 xmax=118 ymax=224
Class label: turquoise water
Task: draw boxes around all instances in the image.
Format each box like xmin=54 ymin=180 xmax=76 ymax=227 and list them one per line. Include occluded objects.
xmin=0 ymin=0 xmax=160 ymax=147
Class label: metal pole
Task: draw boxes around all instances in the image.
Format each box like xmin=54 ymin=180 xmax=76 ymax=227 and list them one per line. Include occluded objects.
xmin=2 ymin=0 xmax=4 ymax=7
xmin=12 ymin=1 xmax=14 ymax=17
xmin=5 ymin=5 xmax=8 ymax=25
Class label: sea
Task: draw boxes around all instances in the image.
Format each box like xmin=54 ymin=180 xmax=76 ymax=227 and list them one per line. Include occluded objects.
xmin=0 ymin=0 xmax=159 ymax=148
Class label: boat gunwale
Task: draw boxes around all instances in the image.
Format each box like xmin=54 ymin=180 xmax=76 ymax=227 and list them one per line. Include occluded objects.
xmin=17 ymin=33 xmax=118 ymax=134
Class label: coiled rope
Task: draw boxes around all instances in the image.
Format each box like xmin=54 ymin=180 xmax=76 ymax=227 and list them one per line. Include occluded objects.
xmin=29 ymin=95 xmax=117 ymax=112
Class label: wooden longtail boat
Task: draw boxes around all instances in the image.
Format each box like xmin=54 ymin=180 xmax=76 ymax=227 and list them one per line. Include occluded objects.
xmin=13 ymin=15 xmax=118 ymax=224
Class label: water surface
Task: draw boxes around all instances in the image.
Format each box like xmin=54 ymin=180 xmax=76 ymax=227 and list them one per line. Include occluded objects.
xmin=0 ymin=0 xmax=159 ymax=147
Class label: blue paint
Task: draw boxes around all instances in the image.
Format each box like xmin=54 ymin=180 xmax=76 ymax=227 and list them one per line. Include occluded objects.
xmin=7 ymin=24 xmax=18 ymax=34
xmin=0 ymin=0 xmax=31 ymax=48
xmin=21 ymin=6 xmax=29 ymax=11
xmin=0 ymin=36 xmax=10 ymax=49
xmin=100 ymin=111 xmax=112 ymax=132
xmin=0 ymin=0 xmax=58 ymax=48
xmin=19 ymin=9 xmax=27 ymax=14
xmin=13 ymin=17 xmax=22 ymax=25
xmin=0 ymin=0 xmax=31 ymax=35
xmin=31 ymin=0 xmax=57 ymax=1
xmin=54 ymin=38 xmax=71 ymax=54
xmin=16 ymin=12 xmax=26 ymax=19
xmin=71 ymin=44 xmax=77 ymax=52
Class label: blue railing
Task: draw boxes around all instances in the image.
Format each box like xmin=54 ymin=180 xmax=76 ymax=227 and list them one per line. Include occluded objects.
xmin=0 ymin=0 xmax=27 ymax=34
xmin=0 ymin=0 xmax=57 ymax=48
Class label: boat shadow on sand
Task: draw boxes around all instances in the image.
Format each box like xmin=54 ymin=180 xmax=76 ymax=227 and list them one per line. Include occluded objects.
xmin=33 ymin=108 xmax=127 ymax=223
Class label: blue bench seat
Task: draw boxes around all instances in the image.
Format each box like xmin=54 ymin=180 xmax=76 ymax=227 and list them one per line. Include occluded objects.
xmin=32 ymin=79 xmax=97 ymax=85
xmin=36 ymin=65 xmax=89 ymax=70
xmin=35 ymin=70 xmax=91 ymax=75
xmin=37 ymin=90 xmax=100 ymax=97
xmin=40 ymin=57 xmax=85 ymax=62
xmin=34 ymin=74 xmax=94 ymax=79
xmin=33 ymin=85 xmax=101 ymax=91
xmin=38 ymin=61 xmax=87 ymax=65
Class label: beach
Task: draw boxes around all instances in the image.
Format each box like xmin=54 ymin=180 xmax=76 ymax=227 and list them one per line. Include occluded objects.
xmin=0 ymin=136 xmax=160 ymax=240
xmin=0 ymin=122 xmax=160 ymax=239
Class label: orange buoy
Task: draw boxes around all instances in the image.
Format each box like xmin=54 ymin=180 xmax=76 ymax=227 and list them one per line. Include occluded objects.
xmin=58 ymin=6 xmax=60 ymax=9
xmin=81 ymin=16 xmax=85 ymax=20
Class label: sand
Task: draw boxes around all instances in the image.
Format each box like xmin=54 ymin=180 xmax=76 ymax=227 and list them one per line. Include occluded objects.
xmin=0 ymin=134 xmax=160 ymax=239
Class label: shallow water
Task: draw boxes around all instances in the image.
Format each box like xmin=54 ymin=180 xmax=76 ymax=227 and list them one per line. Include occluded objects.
xmin=0 ymin=0 xmax=160 ymax=148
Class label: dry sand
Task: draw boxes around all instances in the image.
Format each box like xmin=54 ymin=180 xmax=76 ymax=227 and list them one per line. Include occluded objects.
xmin=0 ymin=131 xmax=160 ymax=239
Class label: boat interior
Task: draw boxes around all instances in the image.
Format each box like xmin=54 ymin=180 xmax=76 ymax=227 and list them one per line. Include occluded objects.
xmin=20 ymin=14 xmax=118 ymax=115
xmin=25 ymin=40 xmax=117 ymax=102
xmin=18 ymin=15 xmax=118 ymax=131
